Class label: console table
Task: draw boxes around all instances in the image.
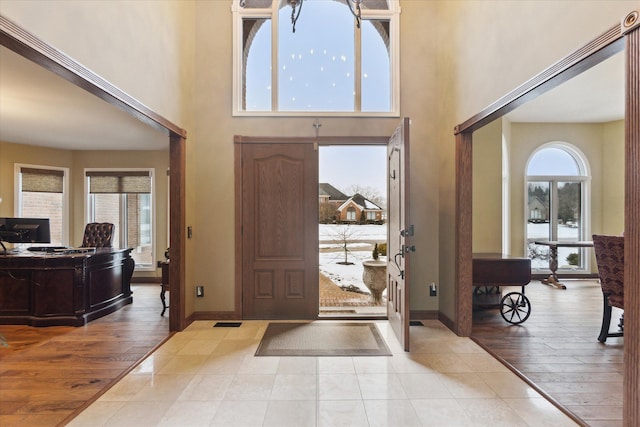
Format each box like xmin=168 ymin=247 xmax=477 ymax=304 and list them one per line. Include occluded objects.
xmin=534 ymin=240 xmax=593 ymax=289
xmin=0 ymin=248 xmax=134 ymax=326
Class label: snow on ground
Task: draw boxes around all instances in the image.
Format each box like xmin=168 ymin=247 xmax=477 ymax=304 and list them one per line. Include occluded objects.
xmin=319 ymin=223 xmax=386 ymax=243
xmin=319 ymin=224 xmax=387 ymax=294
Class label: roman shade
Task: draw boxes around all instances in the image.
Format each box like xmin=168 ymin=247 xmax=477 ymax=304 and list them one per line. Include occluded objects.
xmin=20 ymin=167 xmax=64 ymax=193
xmin=86 ymin=171 xmax=151 ymax=194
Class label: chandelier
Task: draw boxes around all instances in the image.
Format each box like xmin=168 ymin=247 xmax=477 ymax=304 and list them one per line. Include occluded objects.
xmin=287 ymin=0 xmax=363 ymax=33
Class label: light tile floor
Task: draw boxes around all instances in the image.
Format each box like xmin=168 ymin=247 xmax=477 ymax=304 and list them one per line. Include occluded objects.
xmin=68 ymin=320 xmax=578 ymax=427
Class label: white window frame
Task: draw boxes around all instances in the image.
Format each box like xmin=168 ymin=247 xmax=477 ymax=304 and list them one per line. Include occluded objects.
xmin=524 ymin=142 xmax=591 ymax=273
xmin=346 ymin=207 xmax=356 ymax=221
xmin=14 ymin=163 xmax=70 ymax=246
xmin=501 ymin=136 xmax=510 ymax=254
xmin=84 ymin=168 xmax=156 ymax=271
xmin=231 ymin=0 xmax=401 ymax=117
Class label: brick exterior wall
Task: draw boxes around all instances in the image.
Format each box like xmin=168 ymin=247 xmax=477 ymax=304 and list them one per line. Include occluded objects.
xmin=92 ymin=193 xmax=152 ymax=266
xmin=22 ymin=192 xmax=63 ymax=245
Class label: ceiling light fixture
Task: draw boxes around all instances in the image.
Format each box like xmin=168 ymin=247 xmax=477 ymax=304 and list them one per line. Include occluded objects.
xmin=287 ymin=0 xmax=363 ymax=33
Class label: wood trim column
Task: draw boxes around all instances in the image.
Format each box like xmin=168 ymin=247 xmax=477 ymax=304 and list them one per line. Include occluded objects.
xmin=234 ymin=137 xmax=243 ymax=318
xmin=454 ymin=130 xmax=473 ymax=336
xmin=169 ymin=133 xmax=187 ymax=331
xmin=624 ymin=13 xmax=640 ymax=427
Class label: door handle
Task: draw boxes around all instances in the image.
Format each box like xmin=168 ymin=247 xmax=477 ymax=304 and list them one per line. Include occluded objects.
xmin=392 ymin=251 xmax=403 ymax=278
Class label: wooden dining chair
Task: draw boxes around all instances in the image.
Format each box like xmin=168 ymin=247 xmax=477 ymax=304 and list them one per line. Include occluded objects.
xmin=592 ymin=234 xmax=624 ymax=343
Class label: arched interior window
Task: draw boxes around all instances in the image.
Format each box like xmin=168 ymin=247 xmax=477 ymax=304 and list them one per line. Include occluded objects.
xmin=234 ymin=0 xmax=400 ymax=116
xmin=525 ymin=143 xmax=590 ymax=272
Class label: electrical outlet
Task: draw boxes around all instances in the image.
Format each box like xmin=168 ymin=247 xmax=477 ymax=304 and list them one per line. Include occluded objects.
xmin=196 ymin=285 xmax=204 ymax=297
xmin=429 ymin=282 xmax=437 ymax=297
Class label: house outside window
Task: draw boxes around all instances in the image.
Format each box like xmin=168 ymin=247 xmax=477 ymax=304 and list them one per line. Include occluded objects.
xmin=232 ymin=0 xmax=400 ymax=116
xmin=85 ymin=169 xmax=154 ymax=270
xmin=525 ymin=144 xmax=590 ymax=272
xmin=15 ymin=164 xmax=69 ymax=246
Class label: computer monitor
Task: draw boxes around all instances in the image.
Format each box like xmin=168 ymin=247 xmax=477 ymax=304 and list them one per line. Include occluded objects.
xmin=0 ymin=218 xmax=51 ymax=252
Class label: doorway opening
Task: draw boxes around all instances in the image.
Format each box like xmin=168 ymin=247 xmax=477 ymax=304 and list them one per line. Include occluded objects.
xmin=318 ymin=145 xmax=387 ymax=317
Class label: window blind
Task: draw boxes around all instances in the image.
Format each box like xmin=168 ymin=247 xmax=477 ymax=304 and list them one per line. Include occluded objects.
xmin=87 ymin=171 xmax=151 ymax=194
xmin=20 ymin=167 xmax=64 ymax=193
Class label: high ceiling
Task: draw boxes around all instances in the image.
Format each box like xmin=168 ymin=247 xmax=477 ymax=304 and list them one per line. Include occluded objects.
xmin=0 ymin=44 xmax=625 ymax=152
xmin=0 ymin=46 xmax=168 ymax=151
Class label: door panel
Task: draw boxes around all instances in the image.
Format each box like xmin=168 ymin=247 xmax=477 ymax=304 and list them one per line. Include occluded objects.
xmin=387 ymin=118 xmax=411 ymax=351
xmin=241 ymin=143 xmax=318 ymax=319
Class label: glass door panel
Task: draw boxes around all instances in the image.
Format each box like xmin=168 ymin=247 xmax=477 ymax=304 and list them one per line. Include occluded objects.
xmin=557 ymin=181 xmax=584 ymax=270
xmin=527 ymin=181 xmax=550 ymax=269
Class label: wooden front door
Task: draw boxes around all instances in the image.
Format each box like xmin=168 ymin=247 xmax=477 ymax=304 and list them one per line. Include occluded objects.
xmin=387 ymin=118 xmax=411 ymax=351
xmin=240 ymin=142 xmax=319 ymax=319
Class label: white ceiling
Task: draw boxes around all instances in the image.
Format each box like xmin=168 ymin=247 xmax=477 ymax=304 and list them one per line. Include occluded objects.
xmin=505 ymin=51 xmax=625 ymax=123
xmin=0 ymin=45 xmax=625 ymax=152
xmin=0 ymin=46 xmax=168 ymax=151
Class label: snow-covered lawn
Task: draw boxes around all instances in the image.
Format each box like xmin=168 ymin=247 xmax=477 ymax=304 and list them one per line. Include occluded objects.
xmin=319 ymin=224 xmax=387 ymax=294
xmin=319 ymin=223 xmax=386 ymax=244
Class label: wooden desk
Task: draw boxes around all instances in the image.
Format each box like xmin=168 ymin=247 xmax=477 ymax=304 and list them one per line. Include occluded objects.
xmin=534 ymin=240 xmax=593 ymax=289
xmin=0 ymin=248 xmax=134 ymax=326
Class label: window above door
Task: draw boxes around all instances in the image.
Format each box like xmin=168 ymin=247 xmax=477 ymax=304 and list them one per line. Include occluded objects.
xmin=232 ymin=0 xmax=400 ymax=117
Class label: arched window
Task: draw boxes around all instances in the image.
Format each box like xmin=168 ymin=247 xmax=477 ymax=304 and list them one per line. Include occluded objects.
xmin=233 ymin=0 xmax=400 ymax=116
xmin=525 ymin=143 xmax=590 ymax=272
xmin=346 ymin=206 xmax=356 ymax=221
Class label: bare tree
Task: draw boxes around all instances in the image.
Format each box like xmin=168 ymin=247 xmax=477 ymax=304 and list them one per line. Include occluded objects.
xmin=329 ymin=224 xmax=361 ymax=265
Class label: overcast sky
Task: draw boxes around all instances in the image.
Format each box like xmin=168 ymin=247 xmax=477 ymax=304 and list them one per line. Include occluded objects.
xmin=319 ymin=145 xmax=387 ymax=198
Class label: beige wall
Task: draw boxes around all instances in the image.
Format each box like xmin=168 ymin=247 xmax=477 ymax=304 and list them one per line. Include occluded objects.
xmin=0 ymin=141 xmax=169 ymax=278
xmin=472 ymin=119 xmax=503 ymax=254
xmin=0 ymin=142 xmax=73 ymax=218
xmin=0 ymin=0 xmax=192 ymax=126
xmin=602 ymin=120 xmax=625 ymax=235
xmin=1 ymin=0 xmax=633 ymax=321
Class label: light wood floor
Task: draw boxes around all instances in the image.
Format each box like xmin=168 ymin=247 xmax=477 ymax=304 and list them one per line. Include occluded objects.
xmin=0 ymin=284 xmax=170 ymax=427
xmin=471 ymin=279 xmax=624 ymax=427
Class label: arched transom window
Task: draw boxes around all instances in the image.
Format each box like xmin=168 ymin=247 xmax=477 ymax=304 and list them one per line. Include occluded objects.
xmin=232 ymin=0 xmax=400 ymax=116
xmin=525 ymin=143 xmax=591 ymax=272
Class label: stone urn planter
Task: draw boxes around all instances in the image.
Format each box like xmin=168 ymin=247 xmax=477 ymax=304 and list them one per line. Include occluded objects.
xmin=362 ymin=259 xmax=387 ymax=305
